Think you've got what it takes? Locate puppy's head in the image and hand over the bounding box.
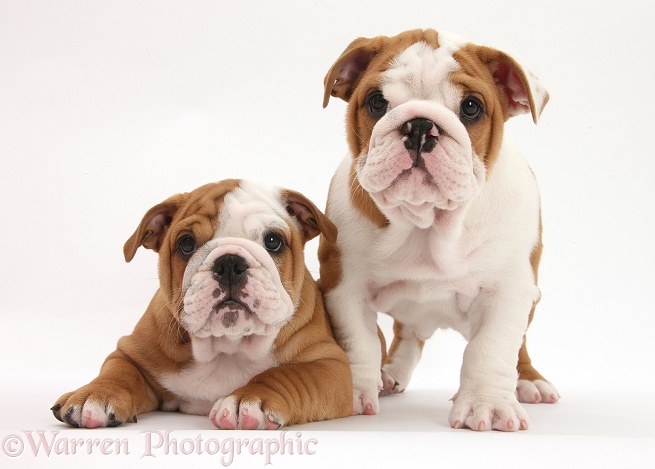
[123,179,336,361]
[324,29,548,228]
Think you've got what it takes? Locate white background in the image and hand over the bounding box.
[1,1,654,467]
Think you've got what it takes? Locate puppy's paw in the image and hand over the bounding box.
[449,389,529,432]
[349,364,383,415]
[210,395,283,430]
[352,382,383,416]
[51,387,137,428]
[380,365,408,396]
[516,379,560,404]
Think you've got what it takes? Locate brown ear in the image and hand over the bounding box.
[478,46,549,124]
[281,189,337,244]
[323,36,384,108]
[123,194,187,262]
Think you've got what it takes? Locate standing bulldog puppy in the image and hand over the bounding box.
[52,179,352,429]
[319,29,558,431]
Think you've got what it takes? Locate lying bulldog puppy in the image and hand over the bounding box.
[319,29,558,431]
[52,179,352,429]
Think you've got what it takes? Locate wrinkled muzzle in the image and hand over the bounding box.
[182,239,294,341]
[357,100,486,228]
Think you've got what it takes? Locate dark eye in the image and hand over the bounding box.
[460,97,484,123]
[365,90,388,118]
[177,234,197,258]
[263,232,284,253]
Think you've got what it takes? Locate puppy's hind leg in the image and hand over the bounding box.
[380,319,424,395]
[516,236,559,404]
[516,330,560,404]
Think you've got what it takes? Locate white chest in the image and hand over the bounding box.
[159,352,276,415]
[362,222,507,341]
[369,218,478,283]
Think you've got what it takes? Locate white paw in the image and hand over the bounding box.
[516,379,560,404]
[62,400,117,428]
[79,401,117,428]
[52,396,132,428]
[449,390,529,431]
[209,396,282,430]
[351,368,383,415]
[380,367,406,396]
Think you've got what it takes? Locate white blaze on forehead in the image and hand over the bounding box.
[216,180,291,240]
[182,180,295,294]
[381,32,467,109]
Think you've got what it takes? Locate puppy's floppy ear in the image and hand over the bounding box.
[281,189,337,244]
[123,193,188,262]
[477,46,549,124]
[323,36,384,108]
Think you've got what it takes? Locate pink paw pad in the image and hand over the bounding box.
[494,418,515,432]
[543,393,559,403]
[476,421,487,431]
[220,412,235,429]
[353,389,380,415]
[211,408,236,429]
[83,416,102,429]
[240,409,260,430]
[265,415,280,430]
[363,403,377,415]
[80,403,110,428]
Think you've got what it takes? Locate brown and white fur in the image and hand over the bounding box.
[318,29,558,431]
[52,179,352,429]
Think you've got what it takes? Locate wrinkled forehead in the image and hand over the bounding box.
[381,32,466,105]
[215,181,290,239]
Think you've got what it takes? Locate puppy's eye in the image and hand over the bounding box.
[263,232,284,253]
[177,234,197,258]
[365,90,388,118]
[460,97,484,123]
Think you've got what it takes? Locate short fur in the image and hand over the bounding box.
[52,179,352,429]
[319,29,558,431]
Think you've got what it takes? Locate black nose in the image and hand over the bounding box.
[400,118,438,163]
[212,254,249,287]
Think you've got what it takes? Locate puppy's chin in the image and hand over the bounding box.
[193,302,272,337]
[366,168,457,228]
[190,330,280,363]
[181,301,283,361]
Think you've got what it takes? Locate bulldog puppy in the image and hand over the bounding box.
[52,179,352,429]
[319,29,558,431]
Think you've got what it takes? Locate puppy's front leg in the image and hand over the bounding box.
[449,283,537,432]
[210,355,353,429]
[51,349,159,428]
[325,287,383,415]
